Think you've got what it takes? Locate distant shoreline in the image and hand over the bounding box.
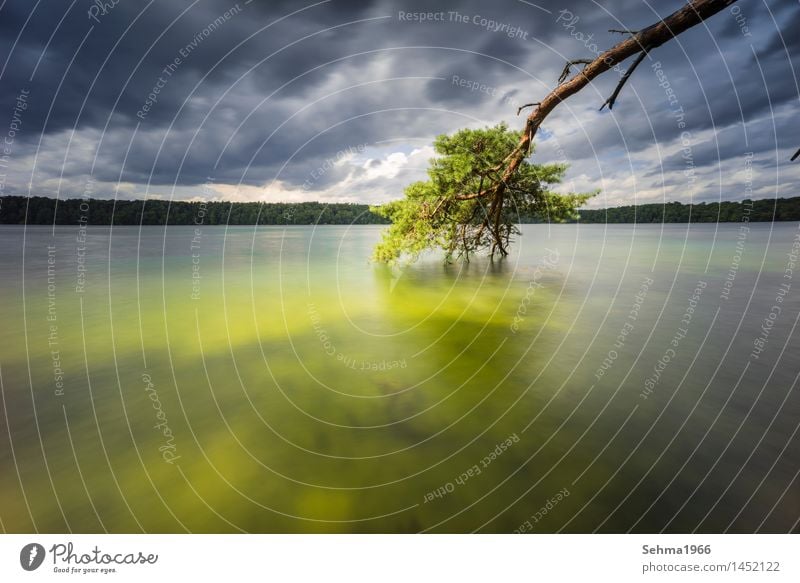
[1,195,798,226]
[564,197,800,224]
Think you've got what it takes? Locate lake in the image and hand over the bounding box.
[0,222,798,533]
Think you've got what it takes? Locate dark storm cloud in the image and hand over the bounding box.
[759,2,800,58]
[648,105,796,176]
[0,0,796,203]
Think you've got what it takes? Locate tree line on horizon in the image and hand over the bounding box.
[0,197,389,226]
[1,195,798,226]
[566,197,800,224]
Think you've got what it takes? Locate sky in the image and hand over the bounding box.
[0,0,797,209]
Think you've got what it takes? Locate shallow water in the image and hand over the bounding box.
[0,222,798,532]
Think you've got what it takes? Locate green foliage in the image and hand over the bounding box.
[371,124,594,263]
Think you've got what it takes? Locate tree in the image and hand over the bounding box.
[371,124,593,262]
[373,0,739,262]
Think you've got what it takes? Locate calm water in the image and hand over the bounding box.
[0,223,798,533]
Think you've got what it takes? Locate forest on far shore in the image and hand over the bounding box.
[0,195,798,226]
[0,197,389,225]
[567,197,800,224]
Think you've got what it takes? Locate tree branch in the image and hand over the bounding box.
[425,0,739,258]
[455,187,493,201]
[792,148,800,162]
[600,47,650,110]
[517,102,540,116]
[494,0,737,204]
[558,59,593,84]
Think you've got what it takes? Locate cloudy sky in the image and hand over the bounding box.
[0,0,797,208]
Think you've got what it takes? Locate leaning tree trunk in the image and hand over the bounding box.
[456,0,739,255]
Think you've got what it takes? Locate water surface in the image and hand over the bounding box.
[0,223,798,532]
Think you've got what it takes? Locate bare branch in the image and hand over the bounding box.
[792,148,800,162]
[497,0,737,199]
[558,59,592,84]
[424,0,738,257]
[600,48,650,111]
[517,102,540,116]
[609,28,640,35]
